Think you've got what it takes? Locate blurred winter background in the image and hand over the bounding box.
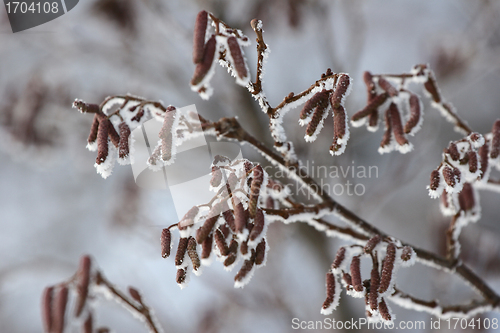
[1,0,500,332]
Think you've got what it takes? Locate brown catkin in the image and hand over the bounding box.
[442,166,459,188]
[404,93,421,134]
[322,272,336,311]
[175,237,189,266]
[96,116,110,165]
[130,108,144,122]
[330,74,350,108]
[191,35,217,86]
[331,247,346,270]
[377,77,398,97]
[224,253,237,266]
[159,106,177,162]
[458,183,475,211]
[118,122,131,159]
[54,286,69,333]
[222,206,236,232]
[74,255,91,317]
[342,272,352,286]
[379,298,392,321]
[401,246,413,262]
[201,233,213,259]
[479,142,489,179]
[161,228,171,258]
[363,71,377,100]
[350,256,363,292]
[235,251,256,282]
[42,286,54,333]
[228,239,238,254]
[364,235,382,254]
[214,229,229,256]
[423,72,441,103]
[380,107,393,149]
[187,237,200,271]
[330,105,347,154]
[196,215,219,244]
[446,142,460,161]
[249,208,264,241]
[255,239,266,265]
[430,169,441,191]
[226,172,238,193]
[368,109,379,128]
[178,206,199,230]
[491,120,500,159]
[176,268,186,284]
[468,151,478,173]
[379,243,396,293]
[299,90,329,120]
[233,200,247,234]
[369,261,380,311]
[389,103,408,146]
[248,165,264,218]
[128,287,142,303]
[88,114,100,145]
[305,100,328,136]
[210,167,222,187]
[227,36,248,80]
[193,11,208,64]
[83,313,93,333]
[351,93,388,121]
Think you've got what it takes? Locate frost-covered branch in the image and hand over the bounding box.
[42,256,164,333]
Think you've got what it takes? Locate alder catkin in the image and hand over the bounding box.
[364,235,382,254]
[249,208,264,241]
[404,93,421,134]
[214,229,229,256]
[159,106,177,162]
[191,35,217,86]
[233,200,247,234]
[161,228,171,258]
[379,243,396,293]
[479,142,489,179]
[193,11,208,64]
[458,182,475,211]
[429,169,441,191]
[88,114,99,146]
[380,107,393,149]
[42,286,54,333]
[96,117,110,165]
[490,119,500,159]
[351,93,388,121]
[255,238,266,265]
[377,77,398,97]
[468,151,478,173]
[227,36,248,80]
[389,103,408,146]
[299,90,329,120]
[401,246,413,262]
[331,247,346,270]
[175,237,189,266]
[248,165,264,218]
[54,286,69,333]
[369,262,380,311]
[322,272,336,311]
[350,256,363,292]
[118,122,131,159]
[83,313,93,333]
[74,255,91,317]
[187,237,200,271]
[201,233,213,259]
[446,142,460,161]
[379,298,392,321]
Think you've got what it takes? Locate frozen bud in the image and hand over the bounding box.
[83,313,93,333]
[342,272,352,286]
[201,233,213,259]
[468,151,478,173]
[443,166,460,188]
[322,272,337,312]
[423,72,441,103]
[351,93,388,122]
[235,251,256,283]
[176,268,187,284]
[364,235,382,254]
[178,206,199,230]
[249,208,264,242]
[369,262,380,311]
[331,247,346,270]
[73,100,100,114]
[118,122,131,159]
[159,106,177,162]
[191,35,217,86]
[130,108,144,122]
[74,255,91,317]
[458,183,475,211]
[379,298,392,321]
[350,256,363,292]
[377,77,398,97]
[161,228,171,258]
[87,114,100,149]
[255,238,266,265]
[193,11,208,64]
[96,116,110,165]
[491,119,500,159]
[446,142,460,161]
[479,142,489,179]
[233,200,247,234]
[248,165,264,218]
[214,229,229,256]
[299,90,329,120]
[430,169,441,191]
[379,243,396,293]
[54,286,69,333]
[175,237,189,266]
[227,36,248,81]
[187,237,200,271]
[128,287,142,303]
[401,246,413,262]
[330,74,350,108]
[389,103,408,146]
[404,93,421,134]
[379,107,393,150]
[42,286,54,333]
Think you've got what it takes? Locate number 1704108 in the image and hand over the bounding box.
[5,2,59,14]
